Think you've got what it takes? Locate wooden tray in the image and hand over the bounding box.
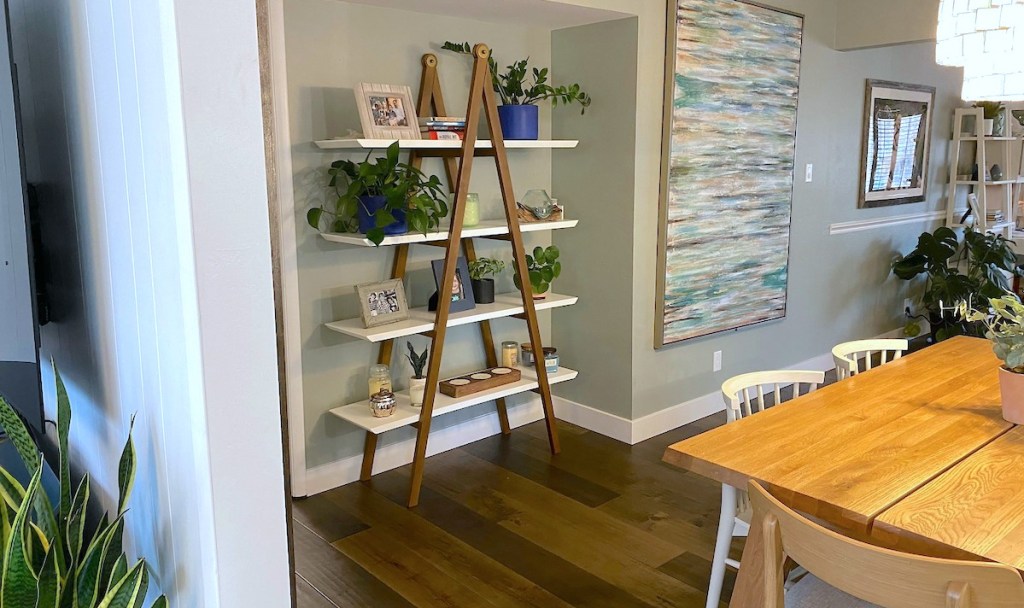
[439,366,522,398]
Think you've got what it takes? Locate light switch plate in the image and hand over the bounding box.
[805,163,813,182]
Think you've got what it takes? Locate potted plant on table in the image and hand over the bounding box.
[959,295,1024,423]
[442,41,591,140]
[892,226,1020,341]
[513,245,561,300]
[306,142,449,246]
[405,341,429,407]
[468,257,505,304]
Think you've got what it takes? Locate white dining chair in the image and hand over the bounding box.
[706,370,826,608]
[832,339,909,381]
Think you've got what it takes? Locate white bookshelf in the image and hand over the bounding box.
[314,138,578,151]
[325,293,578,343]
[329,365,578,434]
[320,218,578,247]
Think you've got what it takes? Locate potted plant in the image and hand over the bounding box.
[959,295,1024,423]
[893,225,1020,341]
[442,41,591,140]
[306,142,449,246]
[513,245,561,299]
[0,364,168,607]
[974,101,1004,136]
[468,257,505,304]
[405,341,429,407]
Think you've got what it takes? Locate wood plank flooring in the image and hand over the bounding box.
[293,340,929,608]
[294,413,739,608]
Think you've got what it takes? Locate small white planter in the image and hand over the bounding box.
[984,118,995,136]
[409,377,426,407]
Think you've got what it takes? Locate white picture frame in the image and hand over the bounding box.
[354,83,420,140]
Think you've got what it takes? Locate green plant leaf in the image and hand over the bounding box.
[117,416,137,515]
[366,228,385,247]
[97,560,148,608]
[75,516,124,608]
[3,464,43,607]
[306,207,323,230]
[0,467,26,512]
[36,545,60,608]
[106,554,127,599]
[0,394,40,475]
[55,361,72,529]
[150,596,168,608]
[67,474,90,566]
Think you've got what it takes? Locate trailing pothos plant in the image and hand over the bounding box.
[442,42,591,113]
[892,225,1020,340]
[0,361,167,608]
[306,142,449,245]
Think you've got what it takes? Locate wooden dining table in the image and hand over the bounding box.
[662,336,1023,606]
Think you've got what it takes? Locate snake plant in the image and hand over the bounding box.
[0,360,167,608]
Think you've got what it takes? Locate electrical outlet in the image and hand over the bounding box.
[903,298,913,317]
[713,350,722,372]
[805,163,813,182]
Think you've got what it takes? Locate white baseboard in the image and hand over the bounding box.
[300,328,905,495]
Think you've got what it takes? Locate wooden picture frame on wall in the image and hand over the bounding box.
[655,0,804,348]
[354,82,421,140]
[858,79,935,208]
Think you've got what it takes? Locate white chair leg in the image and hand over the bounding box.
[706,483,737,608]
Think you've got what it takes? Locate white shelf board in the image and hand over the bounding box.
[319,218,578,247]
[954,179,1018,186]
[329,365,578,434]
[325,292,578,343]
[958,136,1020,141]
[314,138,578,151]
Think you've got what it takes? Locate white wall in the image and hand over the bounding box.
[835,0,939,51]
[8,0,291,605]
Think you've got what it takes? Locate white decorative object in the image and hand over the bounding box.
[353,83,421,139]
[937,0,1024,100]
[408,377,426,408]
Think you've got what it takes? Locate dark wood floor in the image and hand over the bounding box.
[293,340,929,608]
[293,412,742,608]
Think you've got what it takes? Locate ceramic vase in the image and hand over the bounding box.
[409,377,426,408]
[497,104,539,140]
[998,367,1024,424]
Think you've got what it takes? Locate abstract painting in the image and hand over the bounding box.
[656,0,803,347]
[858,80,934,208]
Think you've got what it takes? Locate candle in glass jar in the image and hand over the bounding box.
[501,341,519,367]
[368,364,392,399]
[463,193,480,227]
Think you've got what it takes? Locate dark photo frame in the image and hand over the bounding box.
[430,257,476,314]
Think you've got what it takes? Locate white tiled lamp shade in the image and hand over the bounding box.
[937,0,1024,100]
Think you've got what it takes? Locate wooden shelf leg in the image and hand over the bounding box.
[359,432,378,482]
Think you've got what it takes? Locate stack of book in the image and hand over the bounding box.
[987,209,1006,225]
[420,116,466,140]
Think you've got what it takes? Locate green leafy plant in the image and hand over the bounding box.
[893,225,1020,340]
[468,258,505,281]
[960,295,1024,372]
[974,101,1004,120]
[306,142,449,245]
[0,361,167,607]
[442,42,591,113]
[513,246,562,296]
[405,342,429,379]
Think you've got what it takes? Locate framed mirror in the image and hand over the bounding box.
[859,80,935,208]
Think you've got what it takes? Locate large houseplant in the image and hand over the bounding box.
[306,142,448,246]
[513,246,561,299]
[960,295,1024,423]
[442,41,591,140]
[893,226,1019,340]
[0,362,167,608]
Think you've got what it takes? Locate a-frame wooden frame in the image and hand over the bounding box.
[358,45,561,508]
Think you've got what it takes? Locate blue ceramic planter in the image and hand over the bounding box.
[497,104,539,140]
[357,195,407,236]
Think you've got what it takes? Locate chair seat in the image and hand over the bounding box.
[786,574,880,608]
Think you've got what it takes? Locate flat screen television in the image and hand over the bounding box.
[0,0,45,436]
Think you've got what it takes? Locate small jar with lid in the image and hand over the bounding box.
[369,388,397,418]
[501,341,519,367]
[368,364,392,400]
